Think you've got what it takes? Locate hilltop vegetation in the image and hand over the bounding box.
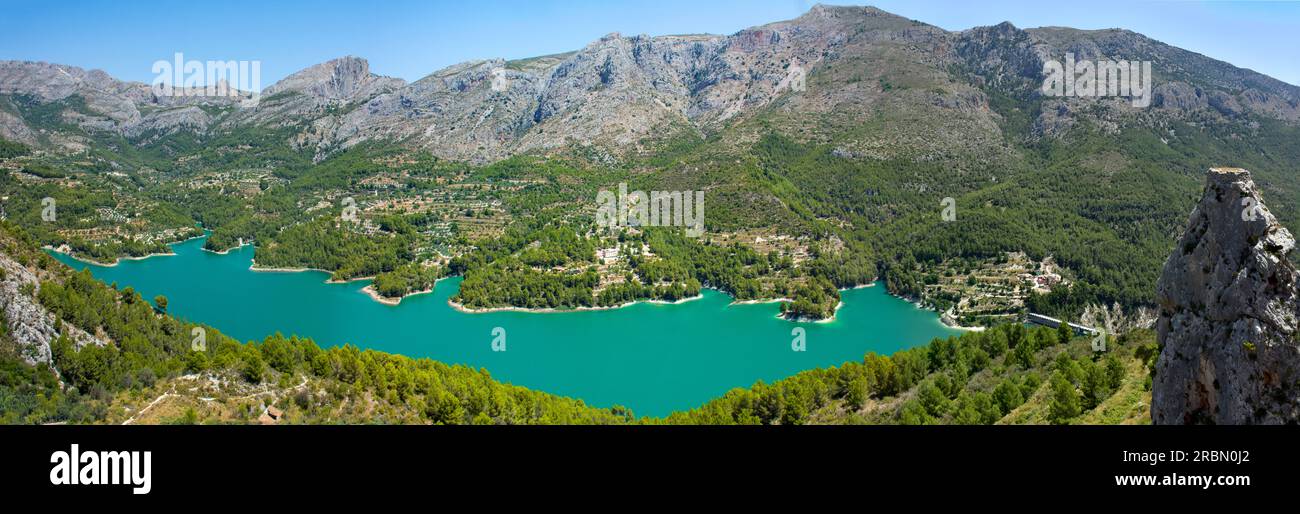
[666,322,1156,425]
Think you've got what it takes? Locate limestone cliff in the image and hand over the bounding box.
[0,232,102,369]
[1153,168,1300,424]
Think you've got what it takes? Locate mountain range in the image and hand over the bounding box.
[3,4,1297,164]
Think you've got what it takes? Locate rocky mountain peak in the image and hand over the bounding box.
[0,61,105,101]
[263,55,405,101]
[803,4,888,20]
[1153,167,1300,424]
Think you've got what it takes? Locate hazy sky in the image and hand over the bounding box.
[1,0,1297,87]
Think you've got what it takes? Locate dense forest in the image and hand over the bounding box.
[778,276,840,320]
[665,321,1154,425]
[443,223,866,316]
[254,216,414,281]
[0,138,29,159]
[370,262,444,299]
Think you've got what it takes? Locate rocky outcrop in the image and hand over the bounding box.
[0,60,247,149]
[1153,168,1300,424]
[955,21,1051,88]
[261,56,404,101]
[0,249,101,367]
[1153,82,1209,111]
[0,255,56,365]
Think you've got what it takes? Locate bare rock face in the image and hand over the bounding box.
[0,60,248,148]
[0,250,101,367]
[0,255,56,366]
[1153,82,1208,112]
[1153,168,1300,424]
[261,56,403,101]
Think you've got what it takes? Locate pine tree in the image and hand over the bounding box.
[1057,319,1073,346]
[1048,372,1081,424]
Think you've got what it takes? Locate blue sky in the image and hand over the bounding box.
[1,0,1297,87]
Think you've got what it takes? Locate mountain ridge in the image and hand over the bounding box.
[2,4,1297,163]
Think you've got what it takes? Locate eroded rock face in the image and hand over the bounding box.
[0,250,101,367]
[1153,168,1300,424]
[0,255,56,366]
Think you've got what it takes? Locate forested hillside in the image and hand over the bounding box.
[665,322,1155,425]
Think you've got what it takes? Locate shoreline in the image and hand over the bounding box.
[730,297,793,305]
[197,234,250,256]
[201,245,247,256]
[360,284,435,306]
[247,260,371,284]
[48,249,174,267]
[891,291,986,332]
[43,231,207,267]
[249,263,329,274]
[448,292,705,314]
[53,245,950,328]
[246,259,456,304]
[68,234,891,315]
[447,280,881,320]
[740,281,875,321]
[940,307,987,332]
[777,301,844,324]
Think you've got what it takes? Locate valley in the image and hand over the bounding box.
[1,4,1298,425]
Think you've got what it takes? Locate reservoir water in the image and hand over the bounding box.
[51,236,959,417]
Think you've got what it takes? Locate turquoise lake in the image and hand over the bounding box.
[51,236,959,417]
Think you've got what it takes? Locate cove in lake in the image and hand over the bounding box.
[50,236,959,417]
